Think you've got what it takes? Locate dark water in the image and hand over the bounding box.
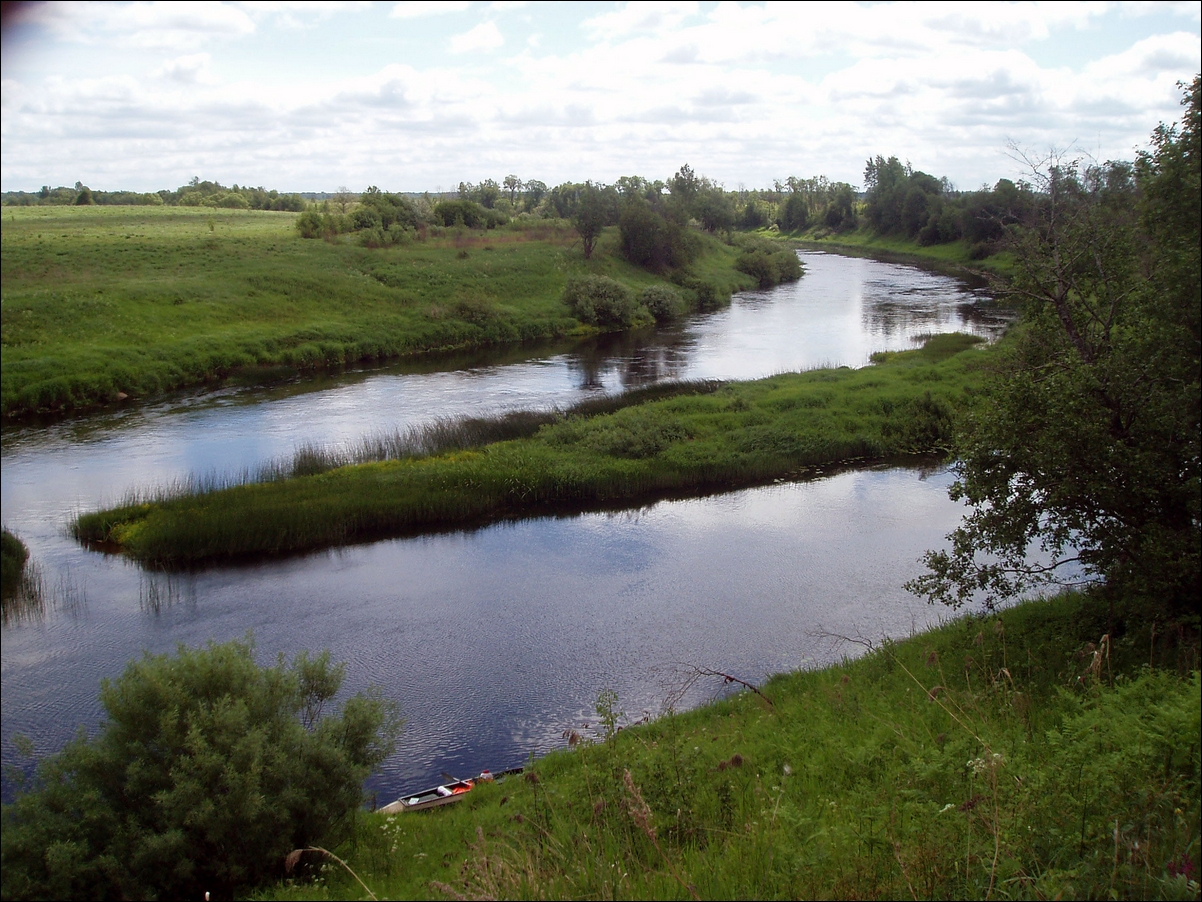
[1,251,1006,803]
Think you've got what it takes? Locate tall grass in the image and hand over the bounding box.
[73,339,987,565]
[258,590,1200,901]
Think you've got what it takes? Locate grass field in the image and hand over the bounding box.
[1,206,756,418]
[257,589,1199,901]
[74,334,990,564]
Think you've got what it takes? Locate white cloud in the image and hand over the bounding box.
[27,1,257,49]
[449,21,504,53]
[1,2,1197,193]
[154,52,217,84]
[390,1,473,19]
[584,1,700,40]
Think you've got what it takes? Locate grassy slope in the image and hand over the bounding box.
[259,590,1200,901]
[1,207,754,418]
[74,334,988,564]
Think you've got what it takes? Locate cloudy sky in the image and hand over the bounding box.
[1,1,1199,194]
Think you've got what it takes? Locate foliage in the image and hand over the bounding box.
[1,528,29,597]
[640,284,686,321]
[572,182,609,259]
[618,197,697,271]
[256,591,1200,902]
[0,637,400,901]
[431,198,504,229]
[909,79,1201,620]
[562,274,641,327]
[733,237,803,288]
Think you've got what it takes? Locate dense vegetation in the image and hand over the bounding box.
[252,590,1198,902]
[0,638,400,901]
[73,334,986,564]
[908,77,1201,625]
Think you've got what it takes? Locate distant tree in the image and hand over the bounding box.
[573,182,608,259]
[695,188,734,234]
[522,179,547,211]
[618,196,695,271]
[0,637,401,901]
[822,183,857,231]
[503,175,523,204]
[777,192,808,232]
[333,186,354,214]
[73,186,94,205]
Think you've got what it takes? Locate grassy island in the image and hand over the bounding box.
[73,333,988,564]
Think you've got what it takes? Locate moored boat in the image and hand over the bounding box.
[378,767,522,814]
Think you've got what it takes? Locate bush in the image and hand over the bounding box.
[734,239,802,288]
[432,199,506,229]
[563,275,640,327]
[0,637,400,901]
[618,199,696,271]
[640,285,685,321]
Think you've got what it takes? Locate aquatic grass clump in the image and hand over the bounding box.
[74,339,992,564]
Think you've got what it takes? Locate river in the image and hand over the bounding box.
[0,250,1008,803]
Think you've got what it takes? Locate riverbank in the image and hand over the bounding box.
[1,207,758,420]
[73,333,989,565]
[785,226,1016,284]
[260,589,1200,901]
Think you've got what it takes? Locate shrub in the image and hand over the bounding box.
[563,275,639,327]
[295,210,325,239]
[0,637,400,901]
[640,285,685,321]
[618,199,696,271]
[734,239,802,288]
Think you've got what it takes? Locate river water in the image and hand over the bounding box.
[0,251,1008,803]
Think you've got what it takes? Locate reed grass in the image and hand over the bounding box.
[73,336,989,564]
[258,590,1200,901]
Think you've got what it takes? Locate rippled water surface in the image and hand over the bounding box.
[1,251,1005,802]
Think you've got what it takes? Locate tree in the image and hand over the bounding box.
[1,637,401,901]
[332,185,354,214]
[573,181,608,259]
[908,78,1201,621]
[503,174,523,204]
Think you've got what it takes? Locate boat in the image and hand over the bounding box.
[378,778,476,813]
[378,767,523,814]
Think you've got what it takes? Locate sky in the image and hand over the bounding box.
[1,1,1199,194]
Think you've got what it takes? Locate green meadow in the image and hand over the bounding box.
[257,589,1199,901]
[0,206,756,418]
[74,334,988,564]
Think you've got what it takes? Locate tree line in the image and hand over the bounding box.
[2,178,307,211]
[5,161,1057,267]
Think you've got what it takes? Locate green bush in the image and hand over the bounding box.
[0,638,400,901]
[640,284,685,321]
[562,274,640,327]
[734,239,803,288]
